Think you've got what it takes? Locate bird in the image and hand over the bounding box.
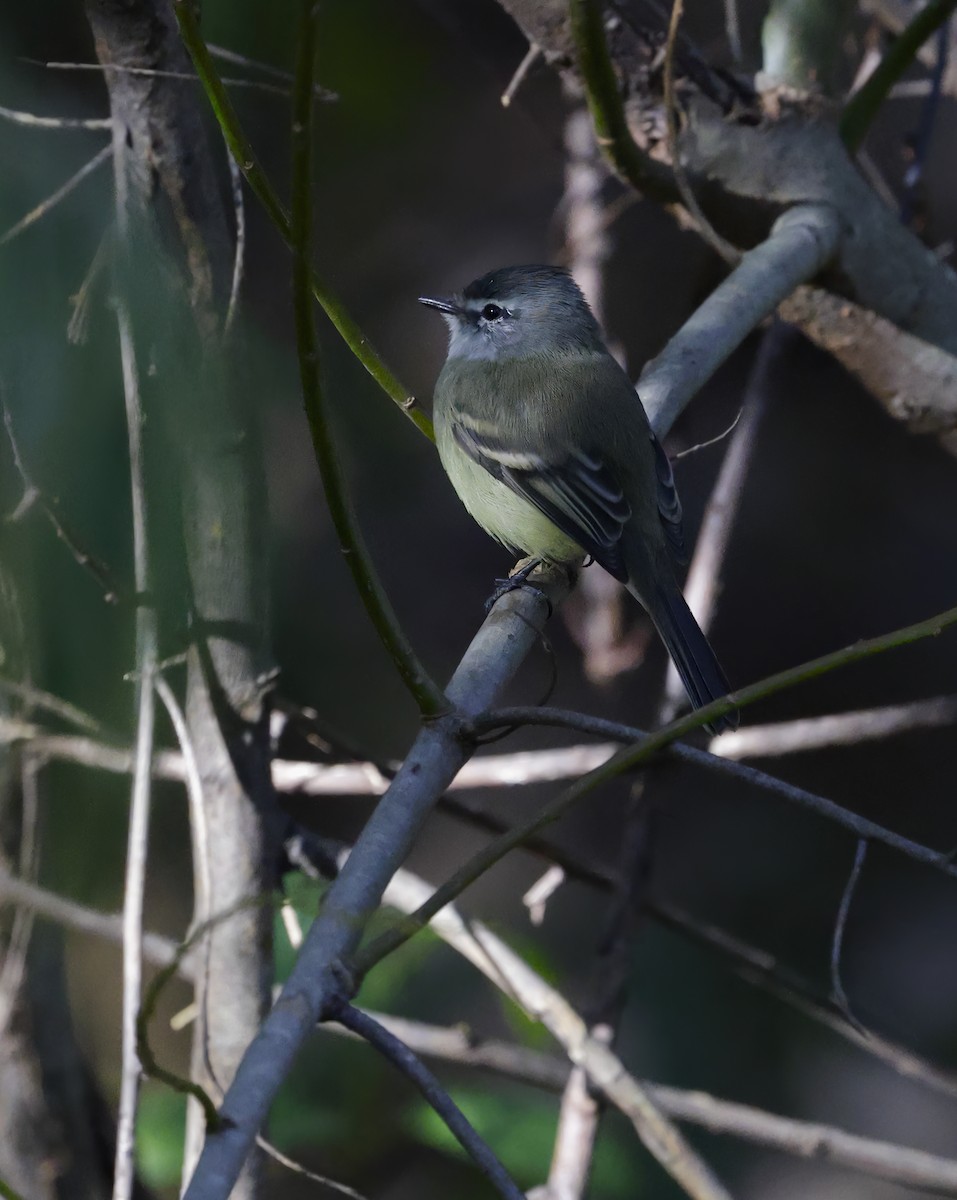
[419,264,737,733]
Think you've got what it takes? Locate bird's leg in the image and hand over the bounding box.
[484,556,550,614]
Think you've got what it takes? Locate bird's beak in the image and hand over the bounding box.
[418,294,460,315]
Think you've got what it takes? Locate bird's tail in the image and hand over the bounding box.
[644,582,738,734]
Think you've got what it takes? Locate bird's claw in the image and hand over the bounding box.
[484,559,552,617]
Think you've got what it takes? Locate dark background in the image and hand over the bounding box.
[2,1,957,1196]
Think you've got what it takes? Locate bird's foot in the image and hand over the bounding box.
[484,557,551,616]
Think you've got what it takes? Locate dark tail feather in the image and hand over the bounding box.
[647,584,738,734]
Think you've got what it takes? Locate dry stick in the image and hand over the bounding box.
[8,699,957,886]
[0,679,100,733]
[0,142,113,245]
[0,867,181,972]
[333,1006,526,1200]
[501,41,541,106]
[829,839,870,1035]
[111,143,159,1200]
[381,868,734,1200]
[709,695,957,759]
[660,323,785,724]
[0,103,111,130]
[2,399,121,604]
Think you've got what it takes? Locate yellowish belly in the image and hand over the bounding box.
[436,426,584,565]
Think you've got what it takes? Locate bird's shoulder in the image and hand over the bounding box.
[437,351,651,448]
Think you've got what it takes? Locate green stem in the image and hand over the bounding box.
[355,599,957,973]
[289,2,446,716]
[170,0,433,440]
[568,0,675,203]
[840,0,957,151]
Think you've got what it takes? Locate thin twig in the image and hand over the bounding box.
[0,866,181,973]
[286,0,445,718]
[0,142,113,246]
[0,104,111,130]
[2,399,121,603]
[223,151,245,336]
[651,896,957,1100]
[501,41,541,106]
[170,1,430,438]
[670,408,742,463]
[0,678,100,733]
[30,58,307,100]
[663,0,739,263]
[207,42,334,96]
[829,839,869,1034]
[332,1005,526,1200]
[253,1138,367,1199]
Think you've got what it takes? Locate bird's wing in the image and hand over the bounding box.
[450,415,632,581]
[650,430,686,563]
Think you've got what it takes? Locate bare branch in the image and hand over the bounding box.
[332,1005,526,1200]
[0,866,181,974]
[0,104,111,130]
[710,695,957,758]
[779,285,957,437]
[3,396,121,604]
[0,143,112,246]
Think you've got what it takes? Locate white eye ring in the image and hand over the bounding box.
[482,303,504,321]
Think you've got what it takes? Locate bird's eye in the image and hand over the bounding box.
[482,303,504,321]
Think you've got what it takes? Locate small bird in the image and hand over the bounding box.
[419,264,737,733]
